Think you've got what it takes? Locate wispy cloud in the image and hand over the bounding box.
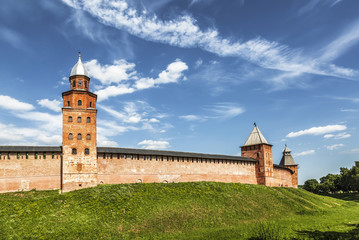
[340,148,359,154]
[298,0,342,15]
[208,103,245,120]
[286,124,347,138]
[320,19,359,62]
[293,150,315,157]
[180,102,244,123]
[61,0,359,82]
[0,25,26,50]
[179,115,205,122]
[138,140,170,150]
[326,144,344,150]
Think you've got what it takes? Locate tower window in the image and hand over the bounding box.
[35,152,38,159]
[86,134,91,140]
[77,133,82,140]
[73,81,76,87]
[52,152,55,159]
[77,117,81,123]
[89,102,92,107]
[68,133,73,140]
[67,101,70,107]
[72,148,77,155]
[68,116,73,122]
[7,153,10,160]
[85,81,87,88]
[17,153,20,159]
[78,100,82,106]
[87,117,91,123]
[43,153,46,159]
[85,148,89,155]
[78,80,82,87]
[26,153,29,159]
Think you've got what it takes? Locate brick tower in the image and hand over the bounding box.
[62,53,98,192]
[279,145,298,188]
[241,123,274,186]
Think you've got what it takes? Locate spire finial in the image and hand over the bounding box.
[285,144,287,147]
[78,50,81,60]
[254,122,257,127]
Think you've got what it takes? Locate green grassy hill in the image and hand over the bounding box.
[0,182,358,239]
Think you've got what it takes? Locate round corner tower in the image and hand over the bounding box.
[62,53,98,192]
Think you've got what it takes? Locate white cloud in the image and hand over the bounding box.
[86,59,136,85]
[323,132,351,139]
[37,99,62,112]
[286,124,347,138]
[138,140,170,150]
[61,0,359,82]
[293,150,315,157]
[0,26,26,50]
[93,59,188,101]
[326,144,344,150]
[340,109,359,112]
[0,122,61,145]
[323,134,334,139]
[0,95,34,111]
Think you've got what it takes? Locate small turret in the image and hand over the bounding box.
[279,145,297,166]
[279,144,298,188]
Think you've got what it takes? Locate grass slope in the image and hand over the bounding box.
[0,182,358,239]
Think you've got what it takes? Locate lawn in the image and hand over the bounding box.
[0,182,358,239]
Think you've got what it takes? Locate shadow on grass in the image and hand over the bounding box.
[298,224,359,240]
[322,193,359,202]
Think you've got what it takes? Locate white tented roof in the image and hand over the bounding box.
[243,124,269,146]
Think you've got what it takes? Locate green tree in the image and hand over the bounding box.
[303,179,319,193]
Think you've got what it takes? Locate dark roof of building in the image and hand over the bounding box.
[0,146,256,162]
[97,147,257,162]
[0,146,62,152]
[279,145,297,166]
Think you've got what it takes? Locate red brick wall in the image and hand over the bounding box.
[272,167,293,187]
[0,152,61,193]
[98,154,258,185]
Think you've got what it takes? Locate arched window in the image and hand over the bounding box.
[67,101,70,107]
[43,153,46,159]
[34,152,38,159]
[72,81,76,87]
[26,153,29,159]
[85,81,87,88]
[85,148,89,155]
[17,153,20,159]
[68,133,73,140]
[78,100,82,106]
[68,116,73,122]
[72,148,77,155]
[77,117,81,123]
[77,133,82,140]
[87,117,91,123]
[78,80,82,87]
[89,102,92,107]
[86,134,91,140]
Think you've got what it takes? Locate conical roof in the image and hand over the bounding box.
[243,123,269,146]
[279,145,297,166]
[70,53,89,77]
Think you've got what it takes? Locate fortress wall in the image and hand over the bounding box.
[272,167,293,187]
[98,153,257,185]
[0,152,61,192]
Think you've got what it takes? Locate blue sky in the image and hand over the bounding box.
[0,0,358,184]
